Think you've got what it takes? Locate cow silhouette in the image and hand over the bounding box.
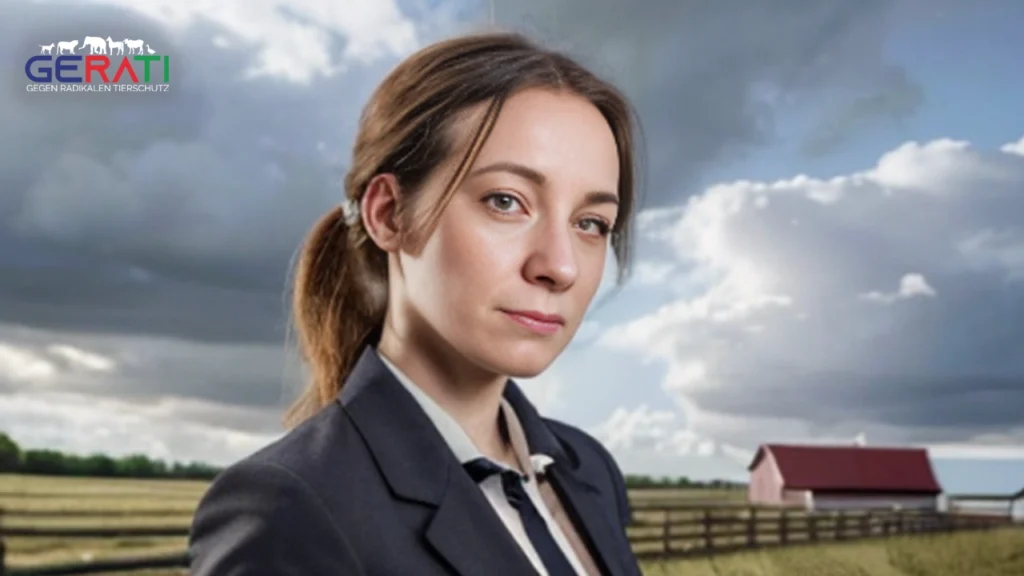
[124,39,144,55]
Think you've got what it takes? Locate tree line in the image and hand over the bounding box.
[0,431,221,480]
[0,431,743,488]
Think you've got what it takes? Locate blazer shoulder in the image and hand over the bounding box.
[189,456,363,575]
[542,417,632,526]
[190,404,367,575]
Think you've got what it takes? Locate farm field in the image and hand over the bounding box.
[1,474,199,571]
[1,474,1021,575]
[643,529,1024,575]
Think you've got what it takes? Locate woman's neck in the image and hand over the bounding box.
[377,323,511,464]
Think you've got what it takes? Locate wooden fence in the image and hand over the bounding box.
[626,501,1014,559]
[0,503,1018,575]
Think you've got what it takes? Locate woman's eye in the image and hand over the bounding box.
[578,217,611,237]
[484,193,522,213]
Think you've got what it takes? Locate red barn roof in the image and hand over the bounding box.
[749,444,942,494]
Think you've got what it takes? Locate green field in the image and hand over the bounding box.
[643,529,1024,576]
[2,474,1022,575]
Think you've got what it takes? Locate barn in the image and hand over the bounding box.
[747,443,943,511]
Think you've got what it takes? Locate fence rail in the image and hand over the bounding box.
[1,504,1018,574]
[627,505,1013,559]
[5,553,188,576]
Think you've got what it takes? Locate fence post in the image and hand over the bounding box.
[836,510,845,540]
[661,508,671,557]
[809,512,818,542]
[779,508,788,546]
[1,506,5,576]
[702,509,713,553]
[746,507,757,548]
[861,511,870,538]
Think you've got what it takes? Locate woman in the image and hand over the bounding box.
[189,30,642,576]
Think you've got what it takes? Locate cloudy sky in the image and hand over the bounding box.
[2,0,1023,490]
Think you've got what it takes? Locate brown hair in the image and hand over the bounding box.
[284,30,642,427]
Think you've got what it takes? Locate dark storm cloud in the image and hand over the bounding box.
[0,0,383,342]
[0,230,289,342]
[493,0,928,206]
[0,323,299,434]
[689,370,1024,436]
[2,0,1019,468]
[0,0,931,346]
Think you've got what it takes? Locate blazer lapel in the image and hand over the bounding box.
[503,382,634,576]
[546,465,632,576]
[337,347,536,576]
[424,461,537,576]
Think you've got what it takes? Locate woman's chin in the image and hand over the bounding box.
[480,346,563,379]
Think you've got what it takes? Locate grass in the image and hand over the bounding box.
[641,529,1024,575]
[1,474,1021,575]
[1,474,195,570]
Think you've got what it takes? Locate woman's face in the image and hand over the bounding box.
[394,88,621,378]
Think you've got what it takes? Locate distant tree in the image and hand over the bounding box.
[0,431,21,472]
[171,461,221,480]
[22,449,68,475]
[0,431,223,480]
[81,453,118,477]
[116,454,165,477]
[624,474,655,488]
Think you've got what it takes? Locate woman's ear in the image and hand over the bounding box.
[361,174,403,252]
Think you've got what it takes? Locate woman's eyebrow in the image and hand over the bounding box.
[470,161,546,185]
[583,191,619,206]
[470,161,619,205]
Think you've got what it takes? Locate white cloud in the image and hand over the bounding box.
[0,324,298,449]
[926,438,1024,460]
[47,344,117,372]
[0,340,117,385]
[590,405,676,452]
[860,272,936,304]
[0,332,282,466]
[999,136,1024,156]
[595,135,1024,473]
[631,261,675,286]
[957,229,1024,279]
[588,405,757,480]
[77,0,420,82]
[0,343,57,382]
[0,391,277,465]
[897,273,937,297]
[515,369,564,414]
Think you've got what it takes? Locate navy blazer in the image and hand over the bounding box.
[188,347,642,576]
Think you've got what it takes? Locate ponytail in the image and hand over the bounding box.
[284,204,386,428]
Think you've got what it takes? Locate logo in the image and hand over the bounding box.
[26,36,170,93]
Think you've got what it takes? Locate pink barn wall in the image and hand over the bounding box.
[749,451,785,505]
[782,489,810,506]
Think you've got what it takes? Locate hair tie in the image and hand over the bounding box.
[340,198,360,226]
